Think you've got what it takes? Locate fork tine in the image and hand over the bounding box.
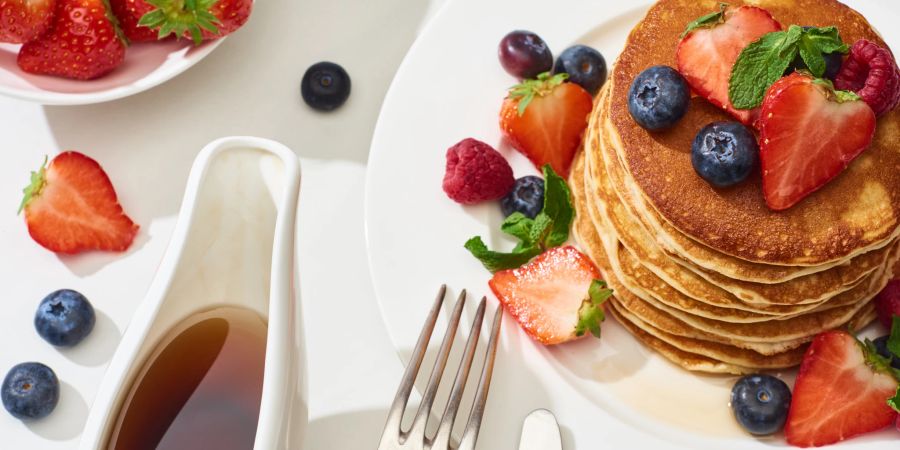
[431,297,487,449]
[456,305,503,450]
[407,289,468,439]
[380,285,447,437]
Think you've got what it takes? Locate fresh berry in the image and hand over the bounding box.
[498,30,553,80]
[19,152,139,254]
[489,246,609,345]
[442,138,514,205]
[730,374,791,436]
[875,279,900,329]
[134,0,251,43]
[691,121,758,188]
[553,45,607,96]
[0,0,54,43]
[2,362,59,420]
[627,65,690,131]
[834,39,900,117]
[759,73,875,211]
[109,0,163,42]
[872,336,900,370]
[17,0,126,80]
[500,73,593,177]
[785,330,899,447]
[34,289,95,347]
[676,5,782,125]
[301,62,351,112]
[500,176,544,219]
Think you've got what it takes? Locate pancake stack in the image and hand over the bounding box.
[570,0,900,374]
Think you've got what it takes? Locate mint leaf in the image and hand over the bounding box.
[464,237,541,273]
[527,213,554,249]
[575,280,614,338]
[501,213,535,245]
[541,165,574,247]
[729,29,799,109]
[681,3,728,38]
[798,26,849,77]
[799,35,826,77]
[888,315,900,358]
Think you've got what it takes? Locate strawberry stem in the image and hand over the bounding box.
[508,72,568,116]
[19,156,47,215]
[139,0,222,45]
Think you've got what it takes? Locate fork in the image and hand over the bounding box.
[377,285,503,450]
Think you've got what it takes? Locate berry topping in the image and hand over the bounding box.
[442,138,514,205]
[498,30,553,80]
[834,39,900,117]
[677,5,781,125]
[0,0,54,43]
[34,289,95,347]
[489,246,610,345]
[875,279,900,329]
[2,362,59,420]
[19,152,139,254]
[501,176,544,219]
[627,65,690,131]
[785,330,899,447]
[553,45,607,96]
[301,62,352,112]
[500,73,592,177]
[759,73,875,211]
[730,374,791,436]
[691,122,758,188]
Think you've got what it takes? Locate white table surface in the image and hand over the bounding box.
[0,0,445,448]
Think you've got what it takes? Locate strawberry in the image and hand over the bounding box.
[109,0,160,42]
[17,0,126,80]
[785,330,899,447]
[499,73,593,178]
[0,0,54,43]
[19,152,139,254]
[135,0,252,44]
[759,73,876,211]
[488,246,611,345]
[676,5,781,125]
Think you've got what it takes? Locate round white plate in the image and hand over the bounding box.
[365,0,900,448]
[0,39,222,105]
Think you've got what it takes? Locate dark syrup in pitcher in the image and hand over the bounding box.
[106,306,267,450]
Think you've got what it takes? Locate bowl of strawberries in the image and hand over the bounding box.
[0,0,252,105]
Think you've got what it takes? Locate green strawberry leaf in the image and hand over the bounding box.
[681,3,729,38]
[18,156,47,215]
[889,387,900,413]
[509,72,568,116]
[575,280,614,338]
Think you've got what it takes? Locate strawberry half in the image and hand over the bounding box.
[489,246,611,345]
[499,73,593,178]
[20,152,139,254]
[0,0,55,43]
[759,73,876,211]
[785,330,899,447]
[676,5,781,125]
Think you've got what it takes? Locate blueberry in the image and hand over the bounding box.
[301,62,351,111]
[501,176,544,219]
[691,122,758,188]
[34,289,95,347]
[873,336,900,370]
[627,66,690,131]
[498,30,553,79]
[730,374,791,436]
[553,45,607,96]
[2,362,59,420]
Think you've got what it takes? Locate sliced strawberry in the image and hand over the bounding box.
[785,330,899,447]
[759,73,876,211]
[499,73,593,178]
[489,246,610,345]
[676,5,781,125]
[20,152,139,254]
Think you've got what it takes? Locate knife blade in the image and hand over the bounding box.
[518,409,562,450]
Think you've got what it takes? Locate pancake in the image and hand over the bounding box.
[608,0,900,265]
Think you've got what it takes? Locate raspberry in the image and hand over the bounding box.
[874,279,900,329]
[442,138,514,205]
[834,39,900,117]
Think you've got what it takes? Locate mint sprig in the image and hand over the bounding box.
[681,3,728,38]
[574,280,613,339]
[465,164,574,272]
[873,316,900,413]
[729,25,849,109]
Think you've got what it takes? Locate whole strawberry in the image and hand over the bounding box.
[17,0,126,80]
[0,0,55,43]
[136,0,252,44]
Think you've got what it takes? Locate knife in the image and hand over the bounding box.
[518,409,562,450]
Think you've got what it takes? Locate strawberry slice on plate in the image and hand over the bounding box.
[785,330,899,447]
[489,246,611,345]
[19,152,139,254]
[759,73,876,211]
[676,5,781,125]
[500,73,593,178]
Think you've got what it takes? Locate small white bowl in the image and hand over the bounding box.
[0,39,223,105]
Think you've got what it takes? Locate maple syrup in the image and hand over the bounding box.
[105,306,267,450]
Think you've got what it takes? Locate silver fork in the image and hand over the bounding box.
[377,285,503,450]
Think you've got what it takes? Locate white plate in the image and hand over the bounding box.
[364,0,900,448]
